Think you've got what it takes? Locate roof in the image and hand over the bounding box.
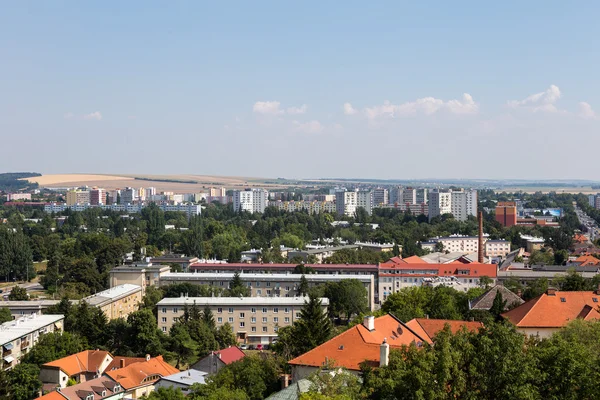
[502,290,600,328]
[470,285,525,310]
[157,296,329,307]
[0,314,64,345]
[404,318,483,344]
[265,379,311,400]
[38,376,122,400]
[288,315,425,371]
[36,392,65,400]
[190,263,379,271]
[43,350,112,376]
[160,272,373,283]
[105,356,179,390]
[573,233,588,244]
[213,346,246,364]
[379,261,497,278]
[106,356,146,371]
[574,255,600,266]
[158,369,207,386]
[82,284,141,307]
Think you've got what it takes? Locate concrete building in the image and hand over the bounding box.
[233,189,268,213]
[158,272,375,311]
[109,263,171,295]
[495,201,518,227]
[372,188,388,206]
[0,314,65,370]
[428,189,452,220]
[401,188,417,204]
[416,188,428,204]
[268,200,336,214]
[82,284,142,320]
[90,188,106,206]
[66,190,90,206]
[43,203,202,217]
[209,187,226,197]
[335,191,357,217]
[156,296,329,344]
[104,356,179,399]
[357,190,373,215]
[450,189,478,221]
[421,234,489,254]
[189,262,379,276]
[484,239,511,258]
[108,189,120,205]
[120,187,137,204]
[6,193,32,201]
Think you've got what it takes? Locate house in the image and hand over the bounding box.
[154,369,208,393]
[40,350,113,389]
[469,285,525,311]
[104,355,179,399]
[404,318,483,344]
[571,255,600,267]
[265,379,312,400]
[37,376,125,400]
[288,315,425,380]
[191,346,246,375]
[502,288,600,338]
[105,356,147,371]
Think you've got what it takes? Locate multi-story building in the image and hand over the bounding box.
[0,314,65,370]
[121,187,137,204]
[357,190,373,215]
[209,187,226,197]
[6,193,32,201]
[451,189,478,221]
[189,262,379,276]
[156,297,329,344]
[335,191,357,217]
[233,189,268,213]
[375,203,428,216]
[43,203,202,217]
[428,189,452,220]
[372,188,388,206]
[484,239,511,258]
[158,272,375,310]
[401,188,417,204]
[66,190,90,206]
[388,186,401,204]
[287,245,359,263]
[108,189,120,205]
[82,284,142,320]
[109,263,171,295]
[416,188,428,204]
[89,187,106,205]
[420,234,488,254]
[268,200,336,214]
[495,201,518,227]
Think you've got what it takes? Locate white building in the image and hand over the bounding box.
[372,188,388,206]
[357,191,373,215]
[335,191,357,217]
[43,203,201,217]
[6,193,32,201]
[422,234,485,254]
[268,200,336,214]
[233,189,268,213]
[485,239,512,258]
[121,187,137,204]
[428,189,452,220]
[451,189,478,221]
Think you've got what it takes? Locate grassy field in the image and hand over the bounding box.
[496,186,599,194]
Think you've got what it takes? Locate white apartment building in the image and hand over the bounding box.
[451,189,478,221]
[357,191,373,215]
[372,188,388,206]
[484,240,511,258]
[0,314,65,370]
[121,187,137,204]
[157,297,329,344]
[6,193,32,201]
[268,200,336,214]
[422,234,484,254]
[401,188,417,204]
[336,191,357,217]
[428,189,452,220]
[233,189,268,213]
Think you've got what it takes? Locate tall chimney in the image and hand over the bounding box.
[380,338,389,367]
[478,211,484,263]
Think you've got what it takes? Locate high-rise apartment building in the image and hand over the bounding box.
[357,191,373,215]
[89,188,106,205]
[416,188,428,204]
[401,188,417,204]
[451,189,478,221]
[121,187,137,204]
[66,190,90,206]
[372,188,388,206]
[428,189,452,221]
[233,189,268,213]
[336,191,357,217]
[209,187,226,197]
[495,201,518,227]
[388,186,401,204]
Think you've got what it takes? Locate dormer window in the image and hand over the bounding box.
[560,297,566,302]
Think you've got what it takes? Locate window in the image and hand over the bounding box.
[251,307,256,313]
[217,308,223,314]
[161,317,167,323]
[262,307,268,313]
[273,317,279,323]
[239,312,245,318]
[286,286,290,291]
[220,281,224,286]
[267,290,271,295]
[284,317,290,323]
[256,282,261,287]
[262,317,268,323]
[173,308,178,313]
[173,317,178,322]
[273,307,279,313]
[266,282,271,287]
[228,317,234,323]
[274,326,279,332]
[161,308,167,314]
[228,308,234,314]
[262,326,268,332]
[284,307,289,313]
[257,290,262,295]
[240,322,245,328]
[594,298,599,303]
[560,297,566,302]
[295,313,301,318]
[251,327,256,332]
[251,317,256,323]
[217,317,223,323]
[162,327,167,332]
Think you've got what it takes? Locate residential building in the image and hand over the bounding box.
[209,187,226,197]
[108,189,120,205]
[502,288,600,338]
[120,187,136,204]
[428,189,452,221]
[416,188,428,204]
[40,350,113,389]
[372,188,388,206]
[109,263,171,295]
[357,190,373,215]
[0,300,62,319]
[287,245,359,263]
[191,346,245,375]
[388,186,402,204]
[376,202,428,216]
[155,369,207,393]
[268,200,336,214]
[233,189,268,213]
[66,190,90,206]
[6,193,32,201]
[156,297,329,343]
[421,234,488,254]
[189,262,379,276]
[335,191,357,217]
[520,234,545,252]
[469,285,524,311]
[90,188,106,205]
[0,314,65,370]
[378,256,497,301]
[495,201,518,227]
[484,239,511,258]
[43,203,202,217]
[104,356,179,399]
[450,189,478,221]
[158,272,375,311]
[401,188,417,204]
[82,284,142,320]
[150,254,199,272]
[36,376,125,400]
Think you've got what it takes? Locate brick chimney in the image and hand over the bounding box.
[380,338,389,367]
[280,374,290,389]
[546,288,557,296]
[120,358,125,368]
[478,211,484,263]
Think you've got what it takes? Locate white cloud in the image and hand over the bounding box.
[343,102,357,115]
[253,101,284,115]
[578,102,596,119]
[63,112,75,120]
[508,85,561,112]
[293,120,324,134]
[287,104,307,115]
[364,93,478,120]
[64,111,102,121]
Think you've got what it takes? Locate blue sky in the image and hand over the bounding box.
[1,2,599,180]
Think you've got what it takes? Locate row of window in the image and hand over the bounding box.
[161,307,293,314]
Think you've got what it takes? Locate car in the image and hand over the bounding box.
[240,344,248,350]
[256,344,263,351]
[248,345,256,350]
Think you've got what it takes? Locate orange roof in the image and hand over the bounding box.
[573,233,588,244]
[502,290,600,328]
[36,392,65,400]
[404,318,483,344]
[43,350,112,377]
[379,261,497,278]
[401,255,427,264]
[574,255,600,266]
[288,315,425,371]
[106,356,147,371]
[105,356,179,390]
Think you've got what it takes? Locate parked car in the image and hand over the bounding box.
[256,344,263,351]
[240,344,248,350]
[248,345,256,350]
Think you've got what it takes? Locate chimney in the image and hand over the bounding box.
[363,315,375,331]
[120,358,125,368]
[217,352,222,359]
[145,354,151,361]
[380,338,389,367]
[546,288,557,296]
[280,374,290,389]
[478,211,484,264]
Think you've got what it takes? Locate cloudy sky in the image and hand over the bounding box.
[1,2,599,180]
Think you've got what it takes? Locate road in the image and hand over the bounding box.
[575,205,599,241]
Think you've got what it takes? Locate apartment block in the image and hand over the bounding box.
[428,189,452,220]
[6,193,32,201]
[156,296,329,344]
[0,314,65,370]
[109,263,171,295]
[233,189,269,213]
[66,190,90,206]
[451,189,478,221]
[89,187,106,205]
[268,200,336,214]
[43,203,202,217]
[209,187,226,197]
[357,190,373,215]
[485,239,511,258]
[335,191,357,217]
[372,188,388,206]
[495,201,518,227]
[82,284,142,320]
[120,187,137,204]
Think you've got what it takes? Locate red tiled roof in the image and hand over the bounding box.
[573,234,588,244]
[214,347,246,365]
[574,255,600,266]
[288,315,425,371]
[502,290,600,328]
[404,318,483,344]
[190,263,378,270]
[378,262,497,278]
[106,356,146,371]
[36,392,65,400]
[43,350,112,377]
[105,356,179,390]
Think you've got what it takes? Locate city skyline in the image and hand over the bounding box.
[1,2,599,179]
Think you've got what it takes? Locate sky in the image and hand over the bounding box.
[1,1,599,180]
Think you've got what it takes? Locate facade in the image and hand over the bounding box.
[40,350,113,389]
[156,297,329,343]
[6,193,32,201]
[495,201,518,227]
[335,191,357,217]
[209,187,226,197]
[484,239,511,258]
[422,234,487,254]
[0,314,65,370]
[450,189,478,221]
[428,189,452,220]
[268,200,336,214]
[82,284,142,320]
[416,188,428,204]
[233,189,268,213]
[372,188,388,206]
[109,263,171,295]
[66,190,90,206]
[357,190,373,215]
[120,187,136,204]
[43,203,201,217]
[158,272,375,310]
[90,188,106,206]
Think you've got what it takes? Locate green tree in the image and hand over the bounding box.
[8,285,28,301]
[298,274,309,296]
[0,308,12,323]
[169,323,199,368]
[489,290,507,320]
[323,280,368,321]
[479,275,493,289]
[21,332,87,366]
[215,323,237,349]
[4,363,42,400]
[141,386,187,400]
[229,271,250,297]
[127,308,166,356]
